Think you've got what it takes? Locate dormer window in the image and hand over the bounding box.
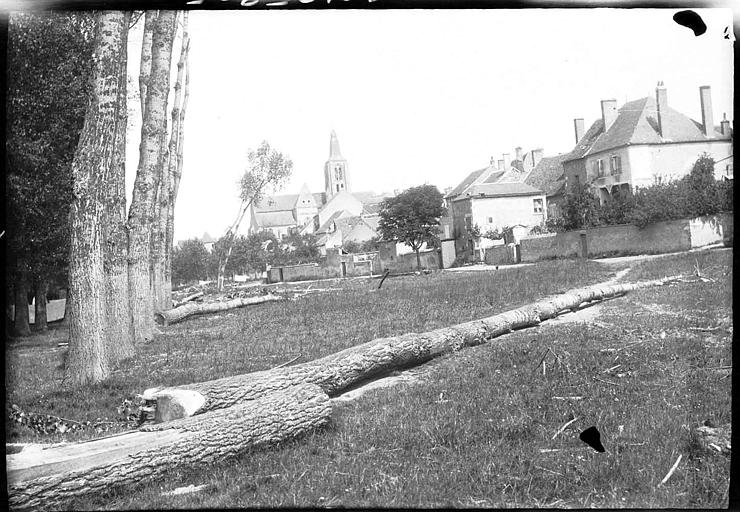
[593,159,605,178]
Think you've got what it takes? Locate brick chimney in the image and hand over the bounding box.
[503,153,511,169]
[720,113,731,136]
[601,99,618,132]
[655,81,668,137]
[515,147,523,161]
[531,148,544,167]
[574,118,585,144]
[699,85,715,137]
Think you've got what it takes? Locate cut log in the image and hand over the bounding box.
[144,275,683,421]
[172,290,204,308]
[7,384,331,509]
[154,293,283,325]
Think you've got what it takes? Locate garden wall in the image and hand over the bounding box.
[520,213,731,262]
[267,251,381,283]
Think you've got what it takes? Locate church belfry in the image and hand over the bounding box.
[324,130,349,199]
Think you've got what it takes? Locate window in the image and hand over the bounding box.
[593,159,605,177]
[335,166,343,180]
[464,215,472,231]
[533,198,543,214]
[336,184,340,192]
[610,155,622,174]
[488,217,493,224]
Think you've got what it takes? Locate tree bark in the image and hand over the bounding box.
[415,247,421,270]
[7,384,331,510]
[13,269,31,337]
[65,11,130,386]
[138,10,157,120]
[128,10,177,344]
[33,277,48,332]
[166,16,190,304]
[145,275,683,421]
[154,293,284,326]
[217,201,251,291]
[105,10,135,364]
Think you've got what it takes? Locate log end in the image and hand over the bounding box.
[154,312,168,326]
[154,389,207,423]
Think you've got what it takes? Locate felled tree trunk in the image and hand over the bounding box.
[145,275,683,422]
[154,293,284,326]
[7,384,331,510]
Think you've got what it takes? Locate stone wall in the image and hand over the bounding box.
[379,247,441,273]
[520,213,731,262]
[267,251,381,283]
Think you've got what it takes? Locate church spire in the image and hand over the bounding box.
[324,130,349,198]
[329,130,343,160]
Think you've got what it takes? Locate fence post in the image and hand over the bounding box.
[579,231,588,259]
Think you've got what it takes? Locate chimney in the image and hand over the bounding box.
[699,85,715,137]
[655,81,668,137]
[497,159,504,169]
[503,153,511,169]
[515,147,523,161]
[720,113,731,136]
[531,148,544,167]
[573,118,585,144]
[601,99,618,132]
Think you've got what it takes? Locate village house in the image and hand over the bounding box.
[249,131,387,251]
[446,149,549,259]
[564,83,733,203]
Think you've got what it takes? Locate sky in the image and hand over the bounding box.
[122,7,734,242]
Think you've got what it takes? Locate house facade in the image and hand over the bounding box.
[446,153,548,259]
[563,84,733,203]
[249,131,388,249]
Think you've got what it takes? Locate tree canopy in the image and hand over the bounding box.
[378,185,445,269]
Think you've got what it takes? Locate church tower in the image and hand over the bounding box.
[324,130,349,199]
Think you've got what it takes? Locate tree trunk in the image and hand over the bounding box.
[415,247,421,270]
[217,202,250,291]
[128,10,177,344]
[105,11,135,365]
[145,275,683,421]
[155,293,284,326]
[33,277,48,332]
[166,16,190,305]
[138,10,157,120]
[65,12,130,386]
[12,270,31,337]
[7,384,331,510]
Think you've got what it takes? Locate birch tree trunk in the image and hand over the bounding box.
[33,277,48,332]
[64,12,129,386]
[128,10,177,343]
[105,10,135,364]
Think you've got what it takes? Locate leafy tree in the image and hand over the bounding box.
[217,142,293,290]
[172,239,210,284]
[598,191,635,226]
[557,184,602,231]
[278,232,321,265]
[683,153,720,218]
[378,185,445,270]
[6,12,95,335]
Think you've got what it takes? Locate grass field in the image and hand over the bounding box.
[5,250,732,508]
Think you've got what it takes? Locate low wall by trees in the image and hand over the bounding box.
[267,251,381,283]
[520,213,731,262]
[379,248,442,273]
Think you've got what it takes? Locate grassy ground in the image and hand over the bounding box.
[6,250,732,508]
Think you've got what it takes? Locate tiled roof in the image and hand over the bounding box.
[567,96,731,162]
[455,182,543,200]
[254,192,325,213]
[316,210,347,234]
[361,202,382,216]
[335,216,373,238]
[363,215,380,231]
[254,210,296,228]
[524,154,570,197]
[353,191,390,204]
[446,168,487,198]
[481,170,505,184]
